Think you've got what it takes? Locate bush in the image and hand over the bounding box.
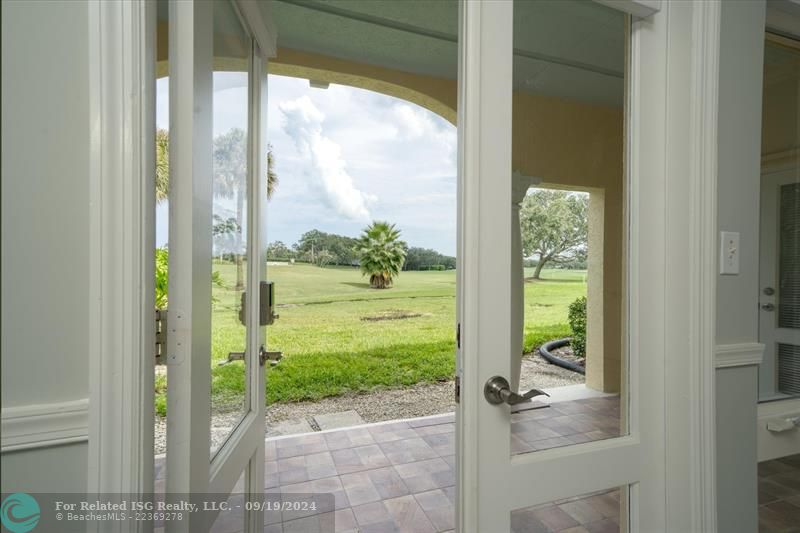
[568,296,587,358]
[155,247,169,308]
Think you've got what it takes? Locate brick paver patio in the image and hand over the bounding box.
[156,395,623,532]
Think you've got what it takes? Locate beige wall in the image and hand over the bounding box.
[272,48,625,391]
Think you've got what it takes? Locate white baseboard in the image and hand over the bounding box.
[714,342,765,368]
[757,397,800,462]
[1,399,89,452]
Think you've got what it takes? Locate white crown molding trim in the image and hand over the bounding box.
[1,399,89,452]
[714,342,766,368]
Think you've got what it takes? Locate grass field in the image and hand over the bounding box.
[155,263,586,415]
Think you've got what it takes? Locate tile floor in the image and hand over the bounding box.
[758,454,800,533]
[156,396,624,532]
[510,488,621,533]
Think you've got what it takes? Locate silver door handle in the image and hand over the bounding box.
[761,303,775,311]
[219,351,245,366]
[484,376,549,405]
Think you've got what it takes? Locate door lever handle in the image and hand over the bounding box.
[761,303,775,311]
[219,351,245,366]
[220,347,283,367]
[484,376,549,406]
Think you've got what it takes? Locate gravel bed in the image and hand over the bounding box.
[153,351,583,455]
[520,350,585,390]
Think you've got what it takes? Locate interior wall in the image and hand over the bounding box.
[715,1,766,531]
[1,0,91,492]
[717,366,760,533]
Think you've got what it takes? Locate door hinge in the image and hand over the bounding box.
[155,308,167,364]
[455,374,461,404]
[456,323,461,349]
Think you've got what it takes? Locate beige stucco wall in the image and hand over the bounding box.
[270,47,625,392]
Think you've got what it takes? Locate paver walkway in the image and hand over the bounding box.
[155,396,623,532]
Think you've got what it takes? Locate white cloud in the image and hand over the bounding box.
[279,96,375,221]
[391,103,456,167]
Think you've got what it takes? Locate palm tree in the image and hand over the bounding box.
[212,129,248,289]
[266,147,278,200]
[155,129,278,291]
[356,221,407,289]
[154,128,278,202]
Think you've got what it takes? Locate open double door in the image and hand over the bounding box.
[164,1,702,531]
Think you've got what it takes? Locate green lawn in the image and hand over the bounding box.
[155,263,586,415]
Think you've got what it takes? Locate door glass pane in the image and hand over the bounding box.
[211,0,251,456]
[510,0,627,456]
[511,486,627,533]
[758,36,800,402]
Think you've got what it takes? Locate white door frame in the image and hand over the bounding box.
[455,0,720,530]
[87,1,275,532]
[87,3,156,532]
[90,0,721,530]
[165,0,272,530]
[759,169,800,400]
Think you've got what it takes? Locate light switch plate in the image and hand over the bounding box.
[720,231,740,275]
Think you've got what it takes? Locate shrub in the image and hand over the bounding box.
[155,247,169,308]
[568,296,587,358]
[154,247,225,310]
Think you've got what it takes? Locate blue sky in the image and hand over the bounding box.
[156,74,457,256]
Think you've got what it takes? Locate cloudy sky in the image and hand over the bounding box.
[156,74,457,256]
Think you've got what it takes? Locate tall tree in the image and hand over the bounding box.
[519,189,588,279]
[295,230,359,266]
[155,129,278,202]
[356,221,407,289]
[403,247,456,271]
[213,129,248,289]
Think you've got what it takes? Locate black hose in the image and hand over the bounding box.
[538,337,585,375]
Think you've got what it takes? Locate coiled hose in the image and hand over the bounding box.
[538,337,585,375]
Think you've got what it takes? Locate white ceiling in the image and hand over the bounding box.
[272,0,625,108]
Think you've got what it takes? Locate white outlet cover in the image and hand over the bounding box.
[720,231,740,275]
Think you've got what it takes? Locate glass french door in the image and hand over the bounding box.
[165,1,269,531]
[759,169,800,402]
[759,36,800,403]
[456,1,674,531]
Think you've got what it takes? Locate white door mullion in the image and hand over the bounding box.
[457,1,514,531]
[165,2,213,530]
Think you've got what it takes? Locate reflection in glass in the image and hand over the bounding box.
[510,0,627,455]
[511,486,626,533]
[211,0,251,457]
[758,36,800,402]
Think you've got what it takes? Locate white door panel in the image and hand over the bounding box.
[456,1,675,530]
[166,1,268,531]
